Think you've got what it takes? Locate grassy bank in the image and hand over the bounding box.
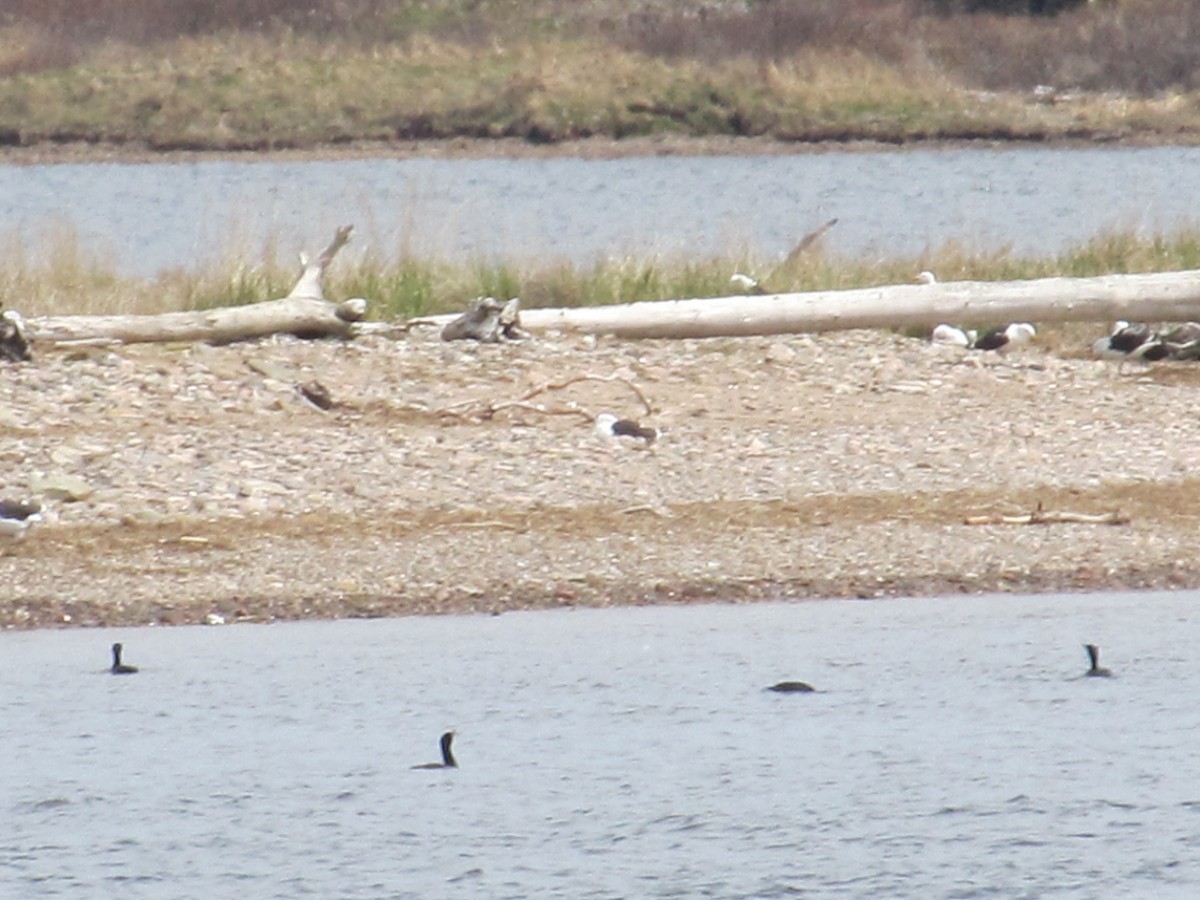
[6,223,1200,321]
[2,1,1200,151]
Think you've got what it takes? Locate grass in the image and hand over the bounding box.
[4,1,1200,150]
[6,221,1200,321]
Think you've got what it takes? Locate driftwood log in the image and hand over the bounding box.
[963,508,1130,526]
[417,270,1200,340]
[1,308,32,361]
[26,226,365,347]
[440,297,526,342]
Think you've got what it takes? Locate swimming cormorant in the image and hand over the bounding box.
[412,731,458,769]
[767,681,815,693]
[110,642,139,675]
[1084,643,1112,677]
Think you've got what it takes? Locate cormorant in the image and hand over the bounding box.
[110,642,139,675]
[767,681,815,693]
[412,731,458,769]
[1084,643,1112,678]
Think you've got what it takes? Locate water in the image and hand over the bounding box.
[3,145,1200,276]
[4,590,1200,898]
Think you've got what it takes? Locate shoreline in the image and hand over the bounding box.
[2,132,1198,168]
[6,542,1199,633]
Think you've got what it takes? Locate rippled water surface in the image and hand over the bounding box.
[4,591,1200,898]
[4,146,1200,275]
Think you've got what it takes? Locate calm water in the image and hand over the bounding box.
[4,591,1200,898]
[4,146,1200,276]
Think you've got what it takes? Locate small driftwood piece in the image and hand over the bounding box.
[1,308,32,361]
[441,297,527,342]
[26,226,365,347]
[436,373,653,423]
[964,505,1130,526]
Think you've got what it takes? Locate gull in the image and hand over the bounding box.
[973,322,1036,352]
[931,324,976,348]
[594,412,657,445]
[1093,321,1169,361]
[0,498,42,540]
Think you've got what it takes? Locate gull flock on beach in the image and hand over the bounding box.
[917,271,1200,361]
[1091,320,1200,362]
[919,271,1038,353]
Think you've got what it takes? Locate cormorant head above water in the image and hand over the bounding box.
[412,730,458,769]
[110,642,139,675]
[1084,643,1112,678]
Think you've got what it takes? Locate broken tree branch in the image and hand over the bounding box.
[27,225,362,347]
[434,372,653,423]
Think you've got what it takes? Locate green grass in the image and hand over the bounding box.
[6,222,1200,322]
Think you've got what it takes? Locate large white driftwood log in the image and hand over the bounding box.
[422,270,1200,339]
[27,226,363,346]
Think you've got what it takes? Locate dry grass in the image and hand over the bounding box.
[6,221,1200,320]
[2,1,1200,149]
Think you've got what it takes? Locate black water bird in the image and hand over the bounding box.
[1084,643,1112,678]
[412,731,458,769]
[110,642,139,675]
[767,681,815,693]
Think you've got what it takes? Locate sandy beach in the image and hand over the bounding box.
[3,321,1199,630]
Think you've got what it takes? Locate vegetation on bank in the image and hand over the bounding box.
[2,1,1200,150]
[6,223,1200,321]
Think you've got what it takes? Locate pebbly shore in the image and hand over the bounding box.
[3,326,1200,630]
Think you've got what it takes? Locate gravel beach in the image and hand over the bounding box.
[3,323,1199,630]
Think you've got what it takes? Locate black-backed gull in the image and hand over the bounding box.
[0,498,42,539]
[595,412,657,444]
[973,322,1036,352]
[1092,321,1169,361]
